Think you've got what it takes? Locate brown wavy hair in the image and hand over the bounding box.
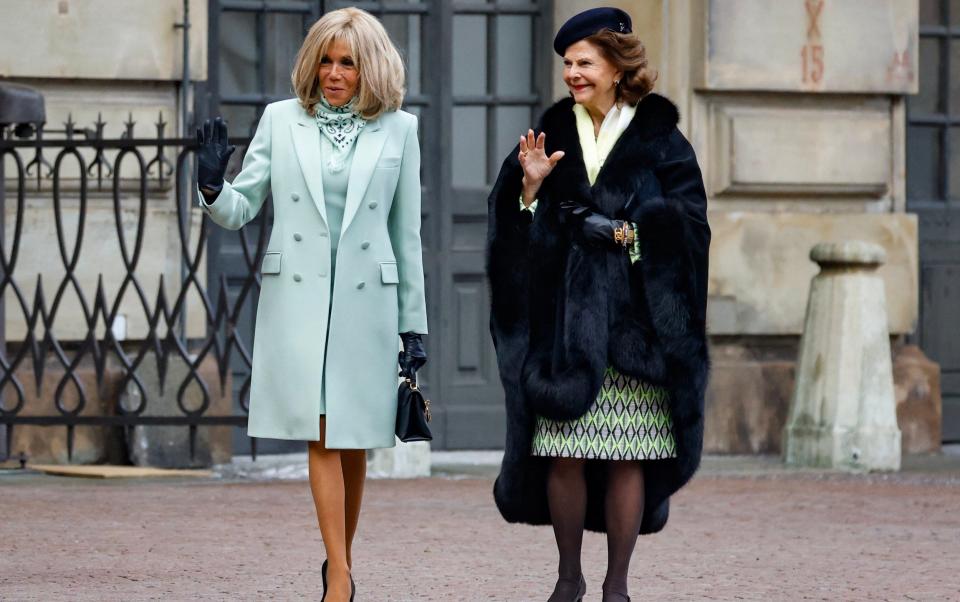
[584,30,658,104]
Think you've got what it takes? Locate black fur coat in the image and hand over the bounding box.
[486,94,711,535]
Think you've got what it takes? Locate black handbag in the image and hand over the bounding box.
[396,377,433,442]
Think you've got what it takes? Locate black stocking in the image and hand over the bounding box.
[602,460,645,601]
[547,457,587,600]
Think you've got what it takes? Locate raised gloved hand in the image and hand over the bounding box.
[559,200,632,250]
[196,117,236,196]
[399,332,427,381]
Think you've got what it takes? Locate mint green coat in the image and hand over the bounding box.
[197,99,428,448]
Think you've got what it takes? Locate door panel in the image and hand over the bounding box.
[205,0,552,450]
[919,240,960,442]
[438,2,551,449]
[908,2,960,443]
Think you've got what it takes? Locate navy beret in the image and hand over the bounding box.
[553,7,632,56]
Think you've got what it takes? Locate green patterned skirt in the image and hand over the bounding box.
[531,367,677,460]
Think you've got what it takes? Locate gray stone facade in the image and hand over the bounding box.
[0,1,939,461]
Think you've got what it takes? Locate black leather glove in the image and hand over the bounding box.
[196,117,236,196]
[399,332,427,380]
[559,200,630,250]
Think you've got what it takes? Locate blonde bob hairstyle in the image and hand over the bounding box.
[291,8,405,120]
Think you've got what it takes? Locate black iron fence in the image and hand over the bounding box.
[0,114,266,462]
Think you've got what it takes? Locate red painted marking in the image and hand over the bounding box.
[805,0,824,39]
[802,0,825,86]
[802,44,825,84]
[886,49,914,85]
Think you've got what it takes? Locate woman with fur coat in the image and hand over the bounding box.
[486,7,711,602]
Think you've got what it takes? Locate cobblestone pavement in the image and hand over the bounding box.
[2,460,959,601]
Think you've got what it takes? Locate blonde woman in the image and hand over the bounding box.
[196,8,427,601]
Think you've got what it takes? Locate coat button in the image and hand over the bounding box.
[361,241,370,250]
[293,273,302,282]
[357,281,365,289]
[368,201,378,209]
[294,233,302,241]
[291,193,300,202]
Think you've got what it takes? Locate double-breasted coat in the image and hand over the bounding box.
[198,98,428,448]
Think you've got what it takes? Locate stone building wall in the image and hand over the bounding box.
[0,1,937,460]
[552,0,935,453]
[1,0,209,342]
[0,0,216,465]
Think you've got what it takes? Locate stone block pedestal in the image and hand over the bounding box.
[704,339,796,454]
[784,241,902,471]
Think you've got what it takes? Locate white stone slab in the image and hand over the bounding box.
[709,100,891,198]
[698,0,918,94]
[0,0,208,81]
[707,212,918,336]
[367,440,431,479]
[214,443,432,481]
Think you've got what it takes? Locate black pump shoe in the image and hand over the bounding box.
[548,574,586,602]
[321,560,329,600]
[321,562,354,602]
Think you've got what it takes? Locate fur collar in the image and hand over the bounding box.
[539,93,680,143]
[536,93,681,217]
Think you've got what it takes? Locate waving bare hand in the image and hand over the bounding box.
[518,129,564,207]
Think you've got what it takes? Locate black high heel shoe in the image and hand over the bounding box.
[321,561,355,602]
[547,574,586,602]
[321,560,328,600]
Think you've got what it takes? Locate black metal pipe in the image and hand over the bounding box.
[0,126,5,462]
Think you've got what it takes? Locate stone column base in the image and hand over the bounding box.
[784,425,902,471]
[121,352,233,469]
[368,439,431,478]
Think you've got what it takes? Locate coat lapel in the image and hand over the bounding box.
[290,115,328,226]
[341,118,387,235]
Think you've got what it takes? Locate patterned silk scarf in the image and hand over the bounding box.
[314,94,366,173]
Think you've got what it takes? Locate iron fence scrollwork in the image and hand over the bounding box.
[0,109,271,462]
